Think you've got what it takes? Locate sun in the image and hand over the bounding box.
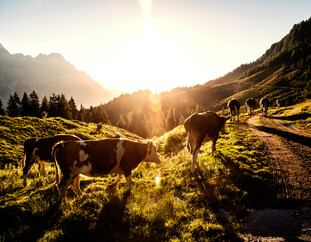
[97,0,195,94]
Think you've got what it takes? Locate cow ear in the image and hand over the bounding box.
[147,141,153,152]
[147,140,153,147]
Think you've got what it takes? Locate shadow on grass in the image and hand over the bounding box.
[256,125,311,148]
[0,185,63,241]
[194,167,244,241]
[271,112,311,121]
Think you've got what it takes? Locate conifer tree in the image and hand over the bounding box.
[0,99,5,115]
[69,97,78,120]
[116,114,127,129]
[58,94,70,119]
[78,104,86,122]
[21,92,31,116]
[40,96,49,117]
[29,91,40,117]
[165,107,177,131]
[49,94,59,117]
[7,92,21,117]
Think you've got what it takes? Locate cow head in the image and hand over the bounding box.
[144,141,161,164]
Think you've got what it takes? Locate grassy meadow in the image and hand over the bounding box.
[5,99,311,241]
[0,113,275,241]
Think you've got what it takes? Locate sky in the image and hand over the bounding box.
[1,0,311,94]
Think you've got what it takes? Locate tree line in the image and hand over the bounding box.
[0,91,109,124]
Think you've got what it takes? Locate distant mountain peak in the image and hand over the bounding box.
[0,43,10,56]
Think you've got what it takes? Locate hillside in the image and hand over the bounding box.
[0,113,273,240]
[0,116,142,167]
[99,18,311,137]
[0,44,114,107]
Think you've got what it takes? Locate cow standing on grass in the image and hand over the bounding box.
[52,138,160,199]
[260,97,270,117]
[227,99,240,122]
[184,112,228,173]
[246,98,256,116]
[21,134,81,186]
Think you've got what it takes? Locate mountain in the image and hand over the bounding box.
[0,44,114,107]
[99,18,311,137]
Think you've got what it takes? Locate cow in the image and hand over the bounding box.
[21,134,81,186]
[184,111,228,173]
[245,98,256,115]
[227,98,240,122]
[260,97,270,117]
[52,138,161,199]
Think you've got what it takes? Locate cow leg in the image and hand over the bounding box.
[191,149,199,174]
[125,174,132,189]
[211,137,218,155]
[108,174,123,189]
[58,175,73,200]
[38,161,47,176]
[22,157,37,186]
[70,175,83,196]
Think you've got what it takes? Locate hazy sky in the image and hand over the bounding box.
[1,0,310,93]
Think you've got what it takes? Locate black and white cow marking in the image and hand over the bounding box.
[21,134,81,186]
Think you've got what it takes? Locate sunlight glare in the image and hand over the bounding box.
[155,176,161,186]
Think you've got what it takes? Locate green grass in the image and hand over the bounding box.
[0,113,274,241]
[0,116,142,167]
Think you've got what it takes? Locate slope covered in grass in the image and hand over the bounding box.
[0,116,142,167]
[0,114,273,240]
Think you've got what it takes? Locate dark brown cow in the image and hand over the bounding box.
[184,111,228,173]
[260,97,270,117]
[52,138,160,199]
[246,98,256,115]
[21,134,81,186]
[227,98,240,122]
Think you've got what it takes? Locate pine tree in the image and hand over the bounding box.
[58,94,70,119]
[49,94,59,117]
[40,96,49,117]
[116,114,127,129]
[69,97,78,120]
[7,92,21,117]
[129,109,147,138]
[165,107,177,131]
[0,99,6,115]
[29,91,40,117]
[78,104,86,121]
[21,92,31,116]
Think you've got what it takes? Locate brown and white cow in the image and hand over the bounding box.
[21,134,81,186]
[227,98,240,122]
[52,138,161,199]
[260,97,270,117]
[184,111,228,173]
[245,98,256,115]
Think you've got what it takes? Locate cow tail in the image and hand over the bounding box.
[52,141,63,184]
[20,153,26,168]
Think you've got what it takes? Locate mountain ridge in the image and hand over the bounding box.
[0,45,115,107]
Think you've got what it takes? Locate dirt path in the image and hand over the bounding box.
[246,114,311,200]
[242,113,311,241]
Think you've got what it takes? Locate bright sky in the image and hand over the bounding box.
[1,0,310,93]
